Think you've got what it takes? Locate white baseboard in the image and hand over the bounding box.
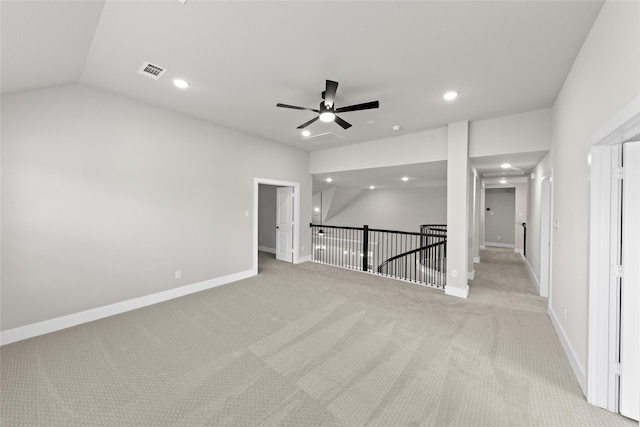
[473,256,480,264]
[480,245,486,249]
[467,270,475,280]
[484,242,515,248]
[522,254,540,293]
[258,246,276,254]
[0,269,256,346]
[296,255,311,264]
[548,306,587,395]
[445,285,469,299]
[514,248,523,254]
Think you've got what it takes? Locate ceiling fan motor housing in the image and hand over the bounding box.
[319,102,334,114]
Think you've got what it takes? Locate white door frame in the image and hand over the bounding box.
[539,171,553,298]
[587,96,640,411]
[253,178,301,274]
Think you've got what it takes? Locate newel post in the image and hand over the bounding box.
[362,225,369,272]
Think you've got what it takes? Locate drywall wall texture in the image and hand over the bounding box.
[1,84,312,331]
[309,127,448,174]
[484,189,516,246]
[526,153,551,283]
[513,182,528,252]
[323,186,447,232]
[258,185,278,252]
[469,108,552,158]
[550,0,639,377]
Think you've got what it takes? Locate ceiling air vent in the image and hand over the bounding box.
[137,62,167,80]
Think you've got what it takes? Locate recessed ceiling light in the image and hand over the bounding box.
[501,163,511,169]
[173,78,190,89]
[326,178,332,183]
[301,130,311,137]
[443,91,458,101]
[367,120,375,124]
[499,179,507,184]
[402,176,409,182]
[369,185,375,190]
[314,207,320,212]
[392,125,401,131]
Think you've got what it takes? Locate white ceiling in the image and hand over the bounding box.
[1,0,603,154]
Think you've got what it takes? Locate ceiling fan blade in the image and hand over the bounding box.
[297,116,319,129]
[334,115,352,129]
[324,80,339,107]
[277,103,319,113]
[335,100,379,113]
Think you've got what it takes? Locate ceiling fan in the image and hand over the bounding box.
[276,80,379,130]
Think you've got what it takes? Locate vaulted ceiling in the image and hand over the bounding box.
[1,0,603,154]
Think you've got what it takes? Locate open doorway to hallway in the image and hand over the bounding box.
[253,178,300,274]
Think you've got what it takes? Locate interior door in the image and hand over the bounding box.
[620,140,639,421]
[276,186,293,262]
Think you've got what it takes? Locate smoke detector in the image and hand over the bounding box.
[137,62,167,80]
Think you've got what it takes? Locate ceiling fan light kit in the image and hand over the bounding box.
[277,79,379,131]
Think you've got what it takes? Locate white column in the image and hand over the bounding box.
[473,171,481,263]
[467,168,475,279]
[445,121,470,298]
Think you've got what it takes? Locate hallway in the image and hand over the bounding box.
[469,247,546,312]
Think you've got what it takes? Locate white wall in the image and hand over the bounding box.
[324,186,447,232]
[469,108,552,157]
[549,0,639,389]
[513,182,528,252]
[526,152,551,283]
[1,83,312,331]
[484,189,516,246]
[309,127,447,174]
[258,185,278,251]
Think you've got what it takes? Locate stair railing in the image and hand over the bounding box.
[310,223,447,288]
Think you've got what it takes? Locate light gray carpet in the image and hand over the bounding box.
[0,248,634,426]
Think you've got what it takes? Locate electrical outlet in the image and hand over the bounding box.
[175,270,181,280]
[497,235,501,240]
[451,269,458,278]
[301,246,304,252]
[563,306,567,319]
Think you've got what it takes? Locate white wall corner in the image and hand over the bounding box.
[445,285,470,299]
[473,256,480,264]
[296,255,312,264]
[0,269,256,346]
[467,270,475,280]
[548,306,587,395]
[523,255,540,293]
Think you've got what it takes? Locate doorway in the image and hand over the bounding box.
[539,174,552,298]
[587,96,639,420]
[619,140,639,421]
[253,178,300,273]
